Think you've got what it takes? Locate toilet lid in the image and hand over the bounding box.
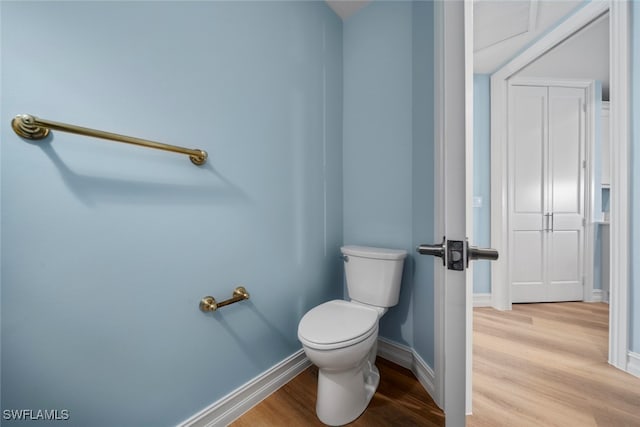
[298,300,378,347]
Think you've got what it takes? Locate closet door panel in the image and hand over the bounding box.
[549,87,584,215]
[549,230,580,282]
[547,229,583,301]
[512,231,544,283]
[511,86,546,217]
[547,86,584,301]
[509,85,548,303]
[511,231,545,302]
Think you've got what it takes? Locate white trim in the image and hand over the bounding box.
[412,351,437,405]
[178,350,311,427]
[473,293,492,307]
[490,1,609,312]
[591,289,604,303]
[627,352,640,378]
[376,337,436,401]
[377,337,413,370]
[607,0,630,373]
[508,77,596,88]
[432,0,445,411]
[465,0,475,416]
[584,80,598,304]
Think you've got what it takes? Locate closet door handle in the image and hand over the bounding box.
[543,213,555,232]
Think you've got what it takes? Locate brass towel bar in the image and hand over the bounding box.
[200,287,250,312]
[11,114,208,166]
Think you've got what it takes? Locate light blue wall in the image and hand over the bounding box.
[342,1,436,366]
[411,0,436,367]
[343,1,415,346]
[602,188,610,212]
[0,2,343,425]
[473,74,492,294]
[631,0,640,353]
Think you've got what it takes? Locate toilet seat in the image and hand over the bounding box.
[298,300,378,351]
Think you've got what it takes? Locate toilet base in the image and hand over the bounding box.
[316,360,380,426]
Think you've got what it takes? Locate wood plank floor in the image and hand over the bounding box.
[231,357,445,426]
[468,302,640,427]
[234,302,640,426]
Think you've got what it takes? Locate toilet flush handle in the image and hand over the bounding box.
[340,254,349,262]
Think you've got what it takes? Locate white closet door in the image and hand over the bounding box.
[547,86,584,301]
[509,85,585,303]
[509,85,548,302]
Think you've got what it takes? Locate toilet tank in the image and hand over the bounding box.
[341,245,407,307]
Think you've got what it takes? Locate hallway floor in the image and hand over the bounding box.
[468,302,640,427]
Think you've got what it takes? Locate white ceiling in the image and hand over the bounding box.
[324,0,607,92]
[474,0,585,73]
[517,14,610,99]
[325,0,371,20]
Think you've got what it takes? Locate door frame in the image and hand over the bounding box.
[507,77,596,304]
[489,0,630,371]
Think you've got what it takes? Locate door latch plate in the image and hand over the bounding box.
[447,240,464,271]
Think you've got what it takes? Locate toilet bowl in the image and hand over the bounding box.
[298,246,407,426]
[298,300,381,426]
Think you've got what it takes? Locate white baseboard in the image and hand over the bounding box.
[591,289,604,302]
[473,293,492,307]
[377,337,413,369]
[474,291,611,306]
[628,351,640,378]
[180,339,439,427]
[377,337,436,402]
[412,350,436,400]
[178,349,311,427]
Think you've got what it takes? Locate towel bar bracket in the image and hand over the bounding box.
[11,114,50,140]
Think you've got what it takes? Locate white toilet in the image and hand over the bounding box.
[297,245,407,426]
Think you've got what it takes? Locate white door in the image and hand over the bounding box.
[509,84,585,303]
[421,3,496,424]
